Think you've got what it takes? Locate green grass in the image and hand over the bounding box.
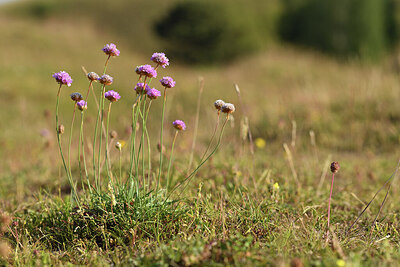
[2,0,400,266]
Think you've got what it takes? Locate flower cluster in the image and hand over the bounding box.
[151,52,169,68]
[52,44,233,214]
[102,43,120,57]
[160,76,176,88]
[105,90,121,102]
[135,65,157,78]
[147,88,161,100]
[53,71,73,87]
[98,74,113,85]
[134,82,151,94]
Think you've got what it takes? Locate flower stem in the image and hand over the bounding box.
[80,111,91,194]
[199,112,220,163]
[168,116,229,201]
[105,102,113,183]
[166,131,179,193]
[140,98,147,191]
[119,149,122,185]
[68,103,77,178]
[326,172,335,238]
[128,95,142,197]
[145,101,153,192]
[55,85,78,204]
[97,85,106,186]
[156,88,167,195]
[84,81,93,102]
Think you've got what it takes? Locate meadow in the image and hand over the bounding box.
[2,0,400,266]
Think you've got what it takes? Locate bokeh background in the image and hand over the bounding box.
[2,0,400,200]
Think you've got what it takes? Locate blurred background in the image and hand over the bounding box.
[2,0,400,200]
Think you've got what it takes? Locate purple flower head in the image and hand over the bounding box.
[151,52,169,68]
[98,74,113,85]
[147,88,161,100]
[134,82,151,94]
[160,76,176,88]
[70,92,83,102]
[172,120,186,131]
[52,71,72,87]
[135,65,157,78]
[102,43,120,57]
[77,100,87,111]
[104,90,121,102]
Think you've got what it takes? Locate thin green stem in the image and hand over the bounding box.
[166,131,179,193]
[141,98,147,192]
[326,173,335,238]
[97,85,106,186]
[55,85,78,204]
[347,159,400,234]
[105,102,113,183]
[168,116,229,201]
[199,112,220,163]
[93,85,105,189]
[156,88,167,195]
[68,104,77,178]
[129,95,143,197]
[103,55,111,74]
[80,111,91,194]
[119,149,122,185]
[145,101,153,192]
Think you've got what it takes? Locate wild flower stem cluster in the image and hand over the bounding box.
[53,44,235,206]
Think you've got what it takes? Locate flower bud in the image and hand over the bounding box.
[70,92,83,102]
[330,162,340,174]
[58,124,65,135]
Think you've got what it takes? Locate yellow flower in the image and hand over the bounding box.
[273,182,280,190]
[336,259,345,267]
[255,138,266,149]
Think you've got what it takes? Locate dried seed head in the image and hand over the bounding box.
[70,92,83,102]
[58,124,65,135]
[330,162,340,174]
[221,103,235,114]
[214,99,225,111]
[87,72,100,81]
[110,130,118,139]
